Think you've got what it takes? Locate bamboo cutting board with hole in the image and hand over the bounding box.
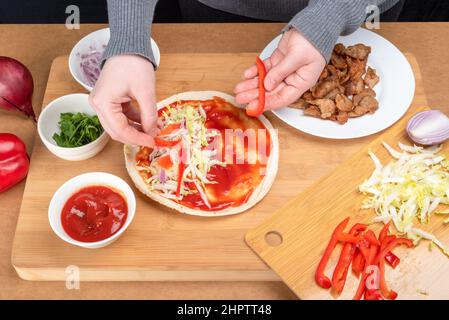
[12,53,426,282]
[245,111,449,299]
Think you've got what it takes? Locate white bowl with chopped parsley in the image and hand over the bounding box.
[38,93,109,161]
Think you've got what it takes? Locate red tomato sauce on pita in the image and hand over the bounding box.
[136,97,271,211]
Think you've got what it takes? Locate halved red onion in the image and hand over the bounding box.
[407,110,449,145]
[0,56,35,120]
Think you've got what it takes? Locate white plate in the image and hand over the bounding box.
[260,28,415,139]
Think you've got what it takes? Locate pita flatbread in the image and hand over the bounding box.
[124,91,279,217]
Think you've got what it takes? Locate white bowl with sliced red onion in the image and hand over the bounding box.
[69,28,161,92]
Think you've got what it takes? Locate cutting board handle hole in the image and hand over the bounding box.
[265,231,283,247]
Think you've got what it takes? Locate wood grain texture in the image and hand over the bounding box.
[245,57,449,299]
[12,52,425,282]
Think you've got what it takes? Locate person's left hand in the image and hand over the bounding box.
[234,28,326,113]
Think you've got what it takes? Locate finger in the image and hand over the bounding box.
[244,82,286,114]
[243,58,272,79]
[98,103,155,147]
[122,102,141,123]
[234,78,258,94]
[134,90,158,135]
[265,85,301,110]
[235,88,259,104]
[268,48,285,67]
[284,71,315,96]
[264,53,304,91]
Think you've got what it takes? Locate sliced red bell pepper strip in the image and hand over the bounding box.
[331,223,366,294]
[378,221,391,242]
[246,56,266,118]
[159,123,181,136]
[364,230,381,246]
[156,155,173,170]
[378,222,399,268]
[315,217,350,289]
[376,237,413,299]
[176,146,186,197]
[364,289,384,300]
[385,251,400,268]
[353,240,379,300]
[337,232,362,244]
[154,136,181,147]
[352,249,365,277]
[379,260,398,300]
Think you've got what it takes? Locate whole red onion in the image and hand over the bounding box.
[0,56,36,121]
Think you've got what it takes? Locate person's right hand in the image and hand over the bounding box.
[89,54,157,147]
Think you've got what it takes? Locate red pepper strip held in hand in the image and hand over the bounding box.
[315,217,350,289]
[376,238,414,300]
[176,146,186,198]
[331,223,367,294]
[0,133,29,193]
[246,56,266,118]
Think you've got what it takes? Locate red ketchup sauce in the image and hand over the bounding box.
[61,186,128,242]
[137,97,271,211]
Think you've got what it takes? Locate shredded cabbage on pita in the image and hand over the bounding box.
[137,103,224,207]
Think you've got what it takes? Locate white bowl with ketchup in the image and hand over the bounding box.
[49,172,136,249]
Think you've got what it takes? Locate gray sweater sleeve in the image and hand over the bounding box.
[102,0,158,67]
[286,0,398,61]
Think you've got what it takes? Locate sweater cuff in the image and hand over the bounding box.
[284,0,369,62]
[102,0,157,68]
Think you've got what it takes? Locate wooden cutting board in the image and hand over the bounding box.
[12,53,426,282]
[245,112,449,298]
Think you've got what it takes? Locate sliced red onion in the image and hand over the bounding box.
[77,44,106,87]
[407,110,449,145]
[159,169,167,184]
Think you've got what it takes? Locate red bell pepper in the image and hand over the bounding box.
[246,56,266,118]
[364,230,381,246]
[376,237,413,299]
[353,238,379,300]
[378,221,391,242]
[315,217,350,289]
[378,222,399,267]
[154,136,180,148]
[159,123,181,136]
[385,251,400,268]
[176,146,186,197]
[352,249,365,277]
[337,232,361,244]
[331,223,366,294]
[156,155,174,170]
[364,289,384,300]
[0,133,29,192]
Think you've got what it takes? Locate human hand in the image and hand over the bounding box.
[89,55,157,147]
[234,28,326,113]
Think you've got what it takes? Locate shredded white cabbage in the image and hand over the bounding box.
[359,141,449,256]
[137,103,225,205]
